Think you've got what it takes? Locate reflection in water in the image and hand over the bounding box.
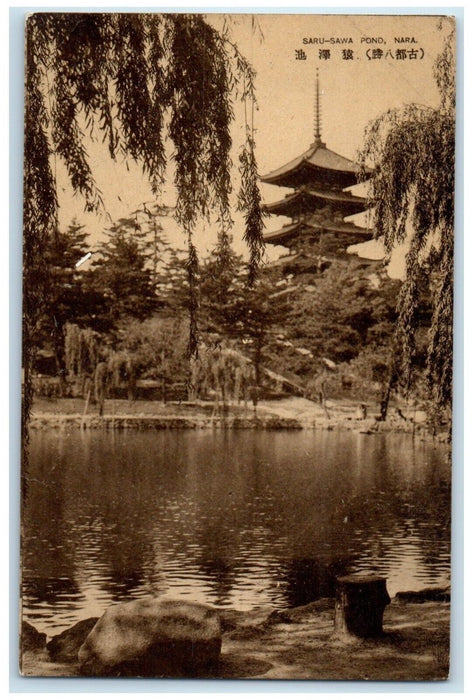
[24,576,83,608]
[197,557,236,607]
[274,556,353,608]
[22,430,450,634]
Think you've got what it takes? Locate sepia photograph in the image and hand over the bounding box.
[19,12,455,681]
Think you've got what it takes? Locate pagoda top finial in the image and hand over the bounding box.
[312,69,325,148]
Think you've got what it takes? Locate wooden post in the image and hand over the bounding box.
[334,575,390,639]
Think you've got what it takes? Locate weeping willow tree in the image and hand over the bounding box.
[189,342,255,412]
[359,27,455,427]
[64,323,100,380]
[23,12,264,445]
[64,323,111,413]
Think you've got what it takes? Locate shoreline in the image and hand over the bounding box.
[29,397,449,439]
[21,588,450,680]
[30,411,301,431]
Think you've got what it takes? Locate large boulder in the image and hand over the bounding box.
[47,618,99,662]
[78,598,222,677]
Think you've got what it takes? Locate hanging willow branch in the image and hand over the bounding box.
[359,25,455,419]
[237,63,265,288]
[23,16,58,450]
[23,12,264,442]
[238,128,265,288]
[166,14,235,356]
[186,237,200,358]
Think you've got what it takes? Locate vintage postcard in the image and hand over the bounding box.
[20,13,454,680]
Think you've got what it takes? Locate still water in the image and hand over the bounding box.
[22,429,450,635]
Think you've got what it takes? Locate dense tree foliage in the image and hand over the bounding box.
[63,314,190,405]
[199,243,245,335]
[90,221,159,323]
[247,257,400,403]
[23,12,263,442]
[190,343,255,409]
[114,315,189,398]
[39,221,89,379]
[36,228,402,408]
[282,260,398,365]
[131,204,172,285]
[199,246,285,384]
[37,221,110,383]
[359,26,455,422]
[159,248,191,312]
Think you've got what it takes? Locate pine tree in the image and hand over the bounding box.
[38,220,102,390]
[199,240,245,336]
[91,220,159,324]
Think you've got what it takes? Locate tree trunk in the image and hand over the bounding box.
[253,337,262,389]
[334,575,390,639]
[380,362,397,421]
[127,369,136,402]
[53,327,67,398]
[320,380,331,420]
[161,348,166,405]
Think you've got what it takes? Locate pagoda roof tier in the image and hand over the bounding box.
[267,251,332,275]
[260,139,371,190]
[263,218,373,246]
[263,187,368,218]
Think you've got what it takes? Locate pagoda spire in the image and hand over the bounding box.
[312,69,325,148]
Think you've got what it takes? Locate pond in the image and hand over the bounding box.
[22,429,451,635]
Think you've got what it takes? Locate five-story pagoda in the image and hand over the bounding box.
[261,72,372,264]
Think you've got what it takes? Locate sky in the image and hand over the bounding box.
[56,13,454,268]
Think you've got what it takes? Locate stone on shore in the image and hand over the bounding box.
[20,594,450,679]
[395,586,450,604]
[47,618,99,662]
[78,598,222,677]
[21,621,47,653]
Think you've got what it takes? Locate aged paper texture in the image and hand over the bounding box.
[21,13,454,680]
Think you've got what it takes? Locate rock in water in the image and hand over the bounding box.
[47,618,99,662]
[78,598,222,677]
